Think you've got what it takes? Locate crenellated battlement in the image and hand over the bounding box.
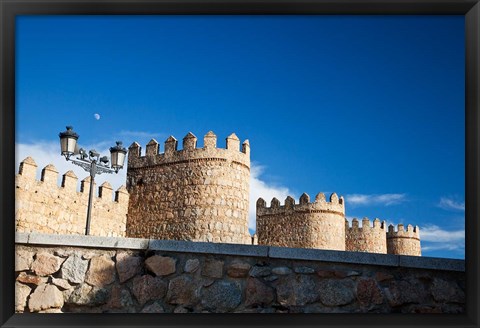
[127,131,250,171]
[15,157,128,237]
[16,157,128,203]
[345,217,386,231]
[386,223,420,239]
[256,192,345,217]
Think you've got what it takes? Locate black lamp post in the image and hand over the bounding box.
[59,126,127,235]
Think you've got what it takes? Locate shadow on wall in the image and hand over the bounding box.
[15,245,466,314]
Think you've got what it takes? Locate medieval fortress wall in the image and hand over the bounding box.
[15,130,421,256]
[125,131,251,245]
[15,157,129,237]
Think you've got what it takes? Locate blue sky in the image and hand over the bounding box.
[15,15,465,259]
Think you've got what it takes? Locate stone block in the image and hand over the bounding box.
[51,278,72,290]
[15,282,31,312]
[184,258,200,273]
[60,252,89,284]
[15,249,34,272]
[145,255,177,276]
[277,274,319,307]
[356,278,384,306]
[227,262,251,278]
[202,259,223,278]
[166,275,199,306]
[201,280,242,312]
[16,272,47,285]
[245,277,274,307]
[132,275,167,306]
[108,285,134,309]
[116,252,143,283]
[67,283,109,306]
[317,279,355,307]
[28,284,64,312]
[31,252,64,276]
[85,255,116,286]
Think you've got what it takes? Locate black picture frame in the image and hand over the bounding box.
[1,1,478,327]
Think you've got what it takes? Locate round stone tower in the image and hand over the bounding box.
[345,217,387,254]
[256,192,346,250]
[386,224,421,256]
[126,131,251,244]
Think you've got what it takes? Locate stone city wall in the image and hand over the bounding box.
[14,233,465,314]
[126,131,251,244]
[387,224,422,256]
[345,218,388,254]
[256,193,346,250]
[15,157,128,237]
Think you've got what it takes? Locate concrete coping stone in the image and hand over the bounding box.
[15,232,29,244]
[268,246,400,267]
[399,255,465,272]
[25,232,149,250]
[15,232,464,272]
[148,239,269,258]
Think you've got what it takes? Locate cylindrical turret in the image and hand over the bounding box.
[345,217,387,254]
[126,131,251,244]
[256,192,346,251]
[386,224,421,256]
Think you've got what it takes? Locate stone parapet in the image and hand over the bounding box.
[127,131,250,169]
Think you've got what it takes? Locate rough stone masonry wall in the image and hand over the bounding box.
[14,233,465,314]
[345,218,388,254]
[15,157,129,237]
[126,131,251,244]
[256,193,346,251]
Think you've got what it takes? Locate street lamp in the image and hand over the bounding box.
[59,126,127,235]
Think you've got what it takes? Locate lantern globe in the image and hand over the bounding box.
[59,126,79,158]
[110,141,127,172]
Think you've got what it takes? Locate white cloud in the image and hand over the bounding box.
[438,197,465,211]
[419,224,465,254]
[420,224,465,243]
[16,141,127,198]
[421,244,464,252]
[346,193,407,206]
[94,113,100,120]
[248,163,291,232]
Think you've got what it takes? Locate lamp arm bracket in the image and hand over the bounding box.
[94,165,115,175]
[70,159,93,173]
